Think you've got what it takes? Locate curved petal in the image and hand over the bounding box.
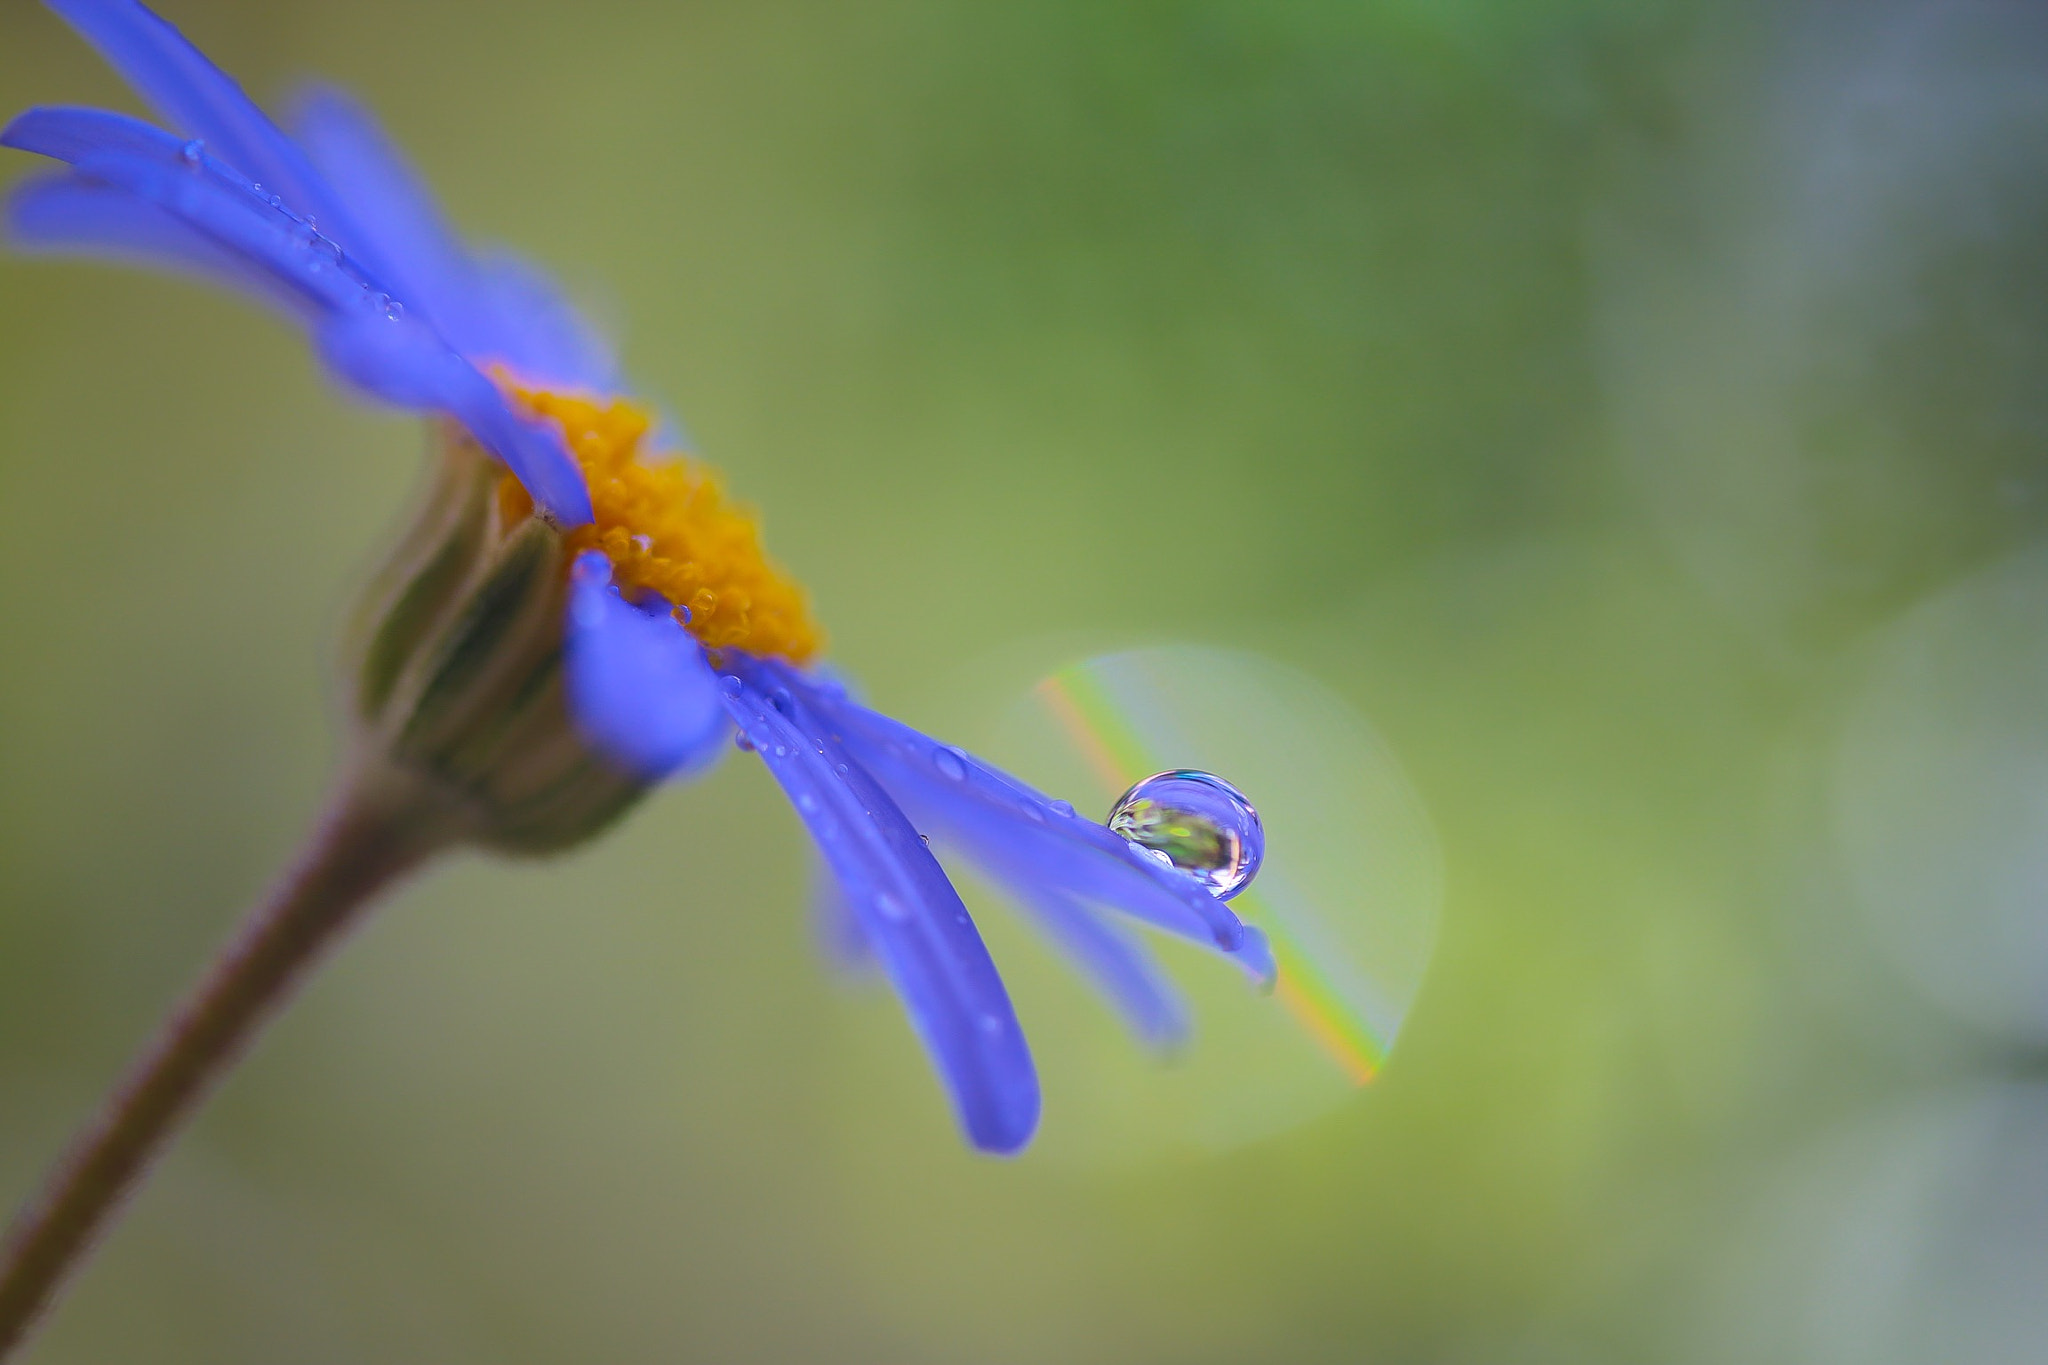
[561,552,727,779]
[7,171,316,321]
[6,108,378,311]
[722,659,1040,1154]
[43,0,347,233]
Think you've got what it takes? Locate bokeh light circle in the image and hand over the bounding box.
[976,644,1442,1161]
[1836,544,2048,1043]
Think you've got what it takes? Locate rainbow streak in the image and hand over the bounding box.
[1036,665,1386,1085]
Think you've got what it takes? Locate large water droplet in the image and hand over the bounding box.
[179,138,205,168]
[1106,769,1264,901]
[933,745,969,781]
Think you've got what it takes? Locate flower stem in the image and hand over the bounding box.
[0,758,465,1359]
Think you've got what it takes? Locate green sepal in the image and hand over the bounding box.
[343,429,656,856]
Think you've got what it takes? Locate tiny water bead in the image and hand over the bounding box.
[1107,769,1264,901]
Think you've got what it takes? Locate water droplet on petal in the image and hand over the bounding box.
[733,731,756,753]
[1107,769,1264,901]
[720,675,743,696]
[977,1014,1003,1035]
[384,297,405,320]
[769,688,794,716]
[876,892,909,922]
[933,745,969,781]
[1049,799,1075,819]
[179,138,204,167]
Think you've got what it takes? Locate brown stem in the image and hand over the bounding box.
[0,758,465,1358]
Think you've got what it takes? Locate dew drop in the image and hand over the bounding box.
[733,731,756,753]
[179,138,204,167]
[1106,769,1265,901]
[1049,799,1075,819]
[977,1014,1003,1035]
[720,675,743,696]
[933,745,969,781]
[876,892,909,922]
[769,688,794,717]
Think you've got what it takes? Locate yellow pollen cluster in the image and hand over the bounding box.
[495,381,822,663]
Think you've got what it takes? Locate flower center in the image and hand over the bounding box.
[494,380,823,663]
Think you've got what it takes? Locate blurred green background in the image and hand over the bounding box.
[7,0,2048,1360]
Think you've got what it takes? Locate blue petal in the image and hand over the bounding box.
[8,171,316,321]
[784,676,1251,954]
[561,552,727,779]
[722,660,1040,1154]
[42,0,348,234]
[290,87,617,391]
[1011,886,1189,1053]
[284,85,479,345]
[5,107,594,525]
[6,108,378,312]
[469,249,619,392]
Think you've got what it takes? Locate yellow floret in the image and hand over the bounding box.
[493,379,822,663]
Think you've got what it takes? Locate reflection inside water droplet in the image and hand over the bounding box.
[1106,769,1264,900]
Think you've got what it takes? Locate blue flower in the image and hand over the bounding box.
[3,0,1272,1154]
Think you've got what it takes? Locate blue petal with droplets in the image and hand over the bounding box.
[8,171,316,321]
[289,88,617,391]
[3,106,593,525]
[723,661,1040,1154]
[43,0,348,236]
[776,667,1253,960]
[561,552,727,779]
[284,86,480,345]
